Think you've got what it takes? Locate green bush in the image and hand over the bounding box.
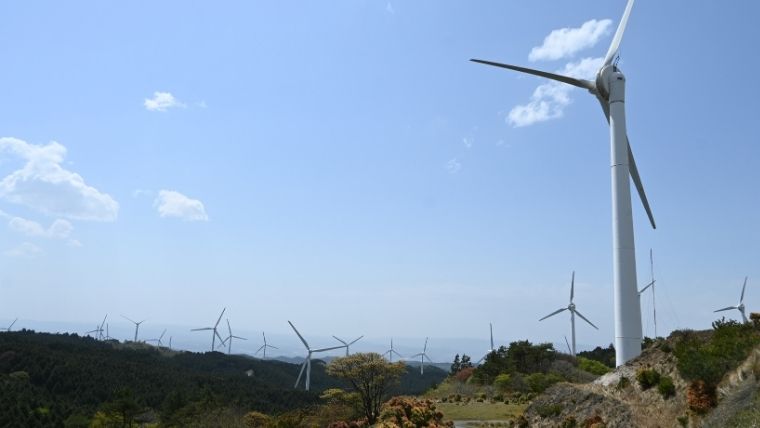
[616,376,630,390]
[525,372,564,393]
[636,368,660,390]
[658,375,675,399]
[577,357,611,376]
[561,415,577,428]
[677,415,688,427]
[535,403,563,418]
[493,373,512,392]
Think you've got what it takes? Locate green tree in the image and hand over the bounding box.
[326,353,406,425]
[450,354,461,375]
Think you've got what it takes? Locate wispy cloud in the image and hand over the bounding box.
[0,138,119,221]
[508,57,602,127]
[529,19,612,62]
[463,137,473,149]
[4,242,42,258]
[386,2,395,14]
[144,91,186,112]
[154,190,209,221]
[446,158,462,174]
[9,217,73,239]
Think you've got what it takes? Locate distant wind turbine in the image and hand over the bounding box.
[477,323,496,364]
[410,337,432,375]
[714,277,749,323]
[191,308,226,351]
[1,318,18,332]
[121,315,146,342]
[147,329,167,347]
[332,335,364,357]
[255,332,278,359]
[638,249,657,337]
[383,338,403,362]
[219,319,246,354]
[289,321,344,391]
[539,272,598,356]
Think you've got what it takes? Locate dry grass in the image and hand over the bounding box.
[437,401,525,421]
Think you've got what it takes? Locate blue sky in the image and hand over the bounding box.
[0,1,758,360]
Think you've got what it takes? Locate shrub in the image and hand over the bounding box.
[686,380,715,414]
[616,376,630,390]
[577,357,611,376]
[242,411,271,427]
[635,368,660,390]
[561,415,578,428]
[582,414,604,428]
[525,372,564,393]
[377,397,452,427]
[493,374,512,392]
[535,403,562,418]
[677,415,689,427]
[657,375,675,399]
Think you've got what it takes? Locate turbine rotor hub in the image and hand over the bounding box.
[595,65,618,100]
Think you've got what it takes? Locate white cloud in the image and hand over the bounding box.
[529,19,612,62]
[446,158,461,174]
[9,217,74,240]
[508,57,603,127]
[4,242,42,258]
[463,137,473,149]
[0,138,119,221]
[144,92,186,112]
[67,239,83,248]
[154,190,208,221]
[386,2,395,14]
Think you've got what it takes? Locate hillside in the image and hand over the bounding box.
[522,319,760,427]
[0,330,447,427]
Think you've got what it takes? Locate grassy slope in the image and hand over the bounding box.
[437,402,525,420]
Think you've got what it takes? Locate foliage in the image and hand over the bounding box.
[674,318,760,388]
[577,344,615,368]
[326,353,406,425]
[576,357,611,376]
[449,354,473,376]
[524,372,564,393]
[493,373,512,392]
[677,415,688,427]
[686,380,715,414]
[473,341,556,385]
[561,415,577,428]
[657,375,675,399]
[615,376,630,390]
[534,403,562,418]
[453,367,474,383]
[376,396,452,428]
[635,368,660,390]
[243,411,272,427]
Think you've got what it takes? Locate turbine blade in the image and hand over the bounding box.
[332,335,348,346]
[740,308,748,323]
[227,319,232,337]
[570,271,575,303]
[470,59,596,91]
[100,315,108,329]
[159,329,166,340]
[410,353,422,358]
[628,141,656,229]
[288,321,310,349]
[740,277,748,303]
[295,360,307,388]
[255,345,265,354]
[639,280,655,294]
[191,327,213,331]
[603,0,635,67]
[574,309,599,330]
[312,345,345,353]
[423,354,433,362]
[121,315,137,324]
[268,345,279,349]
[564,336,572,354]
[714,306,736,313]
[539,307,567,321]
[232,335,247,340]
[424,337,428,353]
[215,308,226,328]
[349,335,364,345]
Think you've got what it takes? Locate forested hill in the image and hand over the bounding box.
[0,330,446,427]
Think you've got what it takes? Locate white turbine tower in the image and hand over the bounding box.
[1,318,18,332]
[332,335,364,357]
[714,277,749,323]
[539,272,598,357]
[255,332,278,359]
[191,308,226,352]
[219,319,246,354]
[147,329,167,347]
[638,249,657,337]
[472,0,654,366]
[383,338,403,362]
[477,323,496,364]
[288,321,344,391]
[410,337,432,375]
[122,315,146,342]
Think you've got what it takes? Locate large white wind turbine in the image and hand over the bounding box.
[383,338,403,362]
[410,337,432,375]
[714,277,749,323]
[332,335,364,357]
[638,249,657,337]
[121,315,146,342]
[255,332,278,359]
[472,0,654,366]
[477,323,496,364]
[539,272,598,357]
[191,308,226,352]
[219,319,247,355]
[289,321,344,391]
